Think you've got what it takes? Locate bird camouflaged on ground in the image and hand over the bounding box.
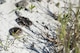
[15,10,32,27]
[15,16,32,27]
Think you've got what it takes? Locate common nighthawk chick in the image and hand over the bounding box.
[15,16,32,27]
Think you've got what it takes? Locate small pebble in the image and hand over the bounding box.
[9,27,22,36]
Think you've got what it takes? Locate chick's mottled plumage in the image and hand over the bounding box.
[15,16,32,27]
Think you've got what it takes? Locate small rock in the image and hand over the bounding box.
[0,0,5,4]
[9,27,22,36]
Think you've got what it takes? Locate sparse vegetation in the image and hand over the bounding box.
[56,0,80,53]
[0,0,80,53]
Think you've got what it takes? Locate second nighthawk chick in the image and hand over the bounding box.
[15,16,32,27]
[15,16,37,34]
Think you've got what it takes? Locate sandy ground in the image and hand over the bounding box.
[0,0,79,53]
